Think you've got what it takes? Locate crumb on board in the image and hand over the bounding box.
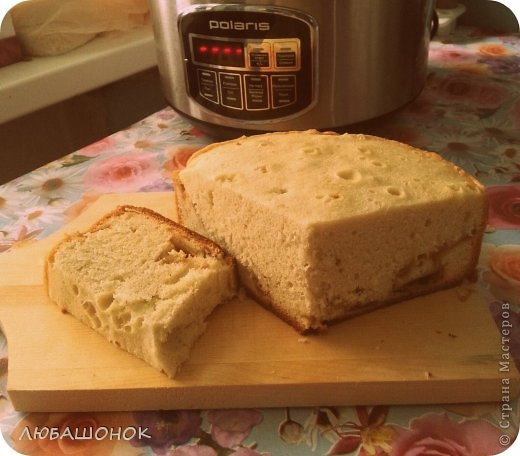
[425,371,433,379]
[297,337,309,344]
[456,286,473,302]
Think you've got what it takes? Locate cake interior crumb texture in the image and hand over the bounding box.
[45,206,236,377]
[175,131,488,332]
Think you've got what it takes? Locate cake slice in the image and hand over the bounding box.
[45,205,236,377]
[173,130,488,333]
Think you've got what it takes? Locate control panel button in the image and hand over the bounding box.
[247,42,271,68]
[244,75,269,110]
[274,41,299,69]
[197,69,219,103]
[271,75,297,108]
[219,72,243,109]
[276,52,297,68]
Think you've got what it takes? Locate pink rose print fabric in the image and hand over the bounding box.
[390,413,504,456]
[84,153,164,193]
[487,185,520,229]
[206,410,263,449]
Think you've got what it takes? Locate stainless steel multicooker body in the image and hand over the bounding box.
[149,0,435,136]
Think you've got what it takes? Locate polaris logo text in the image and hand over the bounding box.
[208,20,270,31]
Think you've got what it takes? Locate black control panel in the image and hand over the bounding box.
[179,7,315,121]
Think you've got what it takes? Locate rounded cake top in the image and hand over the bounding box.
[182,130,485,224]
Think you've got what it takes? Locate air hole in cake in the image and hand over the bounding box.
[358,147,372,155]
[97,294,114,311]
[270,188,288,195]
[82,301,96,317]
[215,174,236,183]
[302,147,320,155]
[386,187,403,196]
[371,161,383,167]
[447,184,460,191]
[123,325,132,333]
[72,284,79,296]
[329,193,341,200]
[255,165,269,174]
[113,311,131,329]
[91,315,101,329]
[336,169,361,181]
[82,301,101,328]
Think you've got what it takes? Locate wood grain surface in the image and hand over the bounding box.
[0,192,517,412]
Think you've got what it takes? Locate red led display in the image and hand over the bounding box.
[192,37,245,68]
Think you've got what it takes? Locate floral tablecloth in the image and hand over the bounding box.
[0,26,519,456]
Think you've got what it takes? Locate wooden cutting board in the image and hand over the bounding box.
[0,192,517,412]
